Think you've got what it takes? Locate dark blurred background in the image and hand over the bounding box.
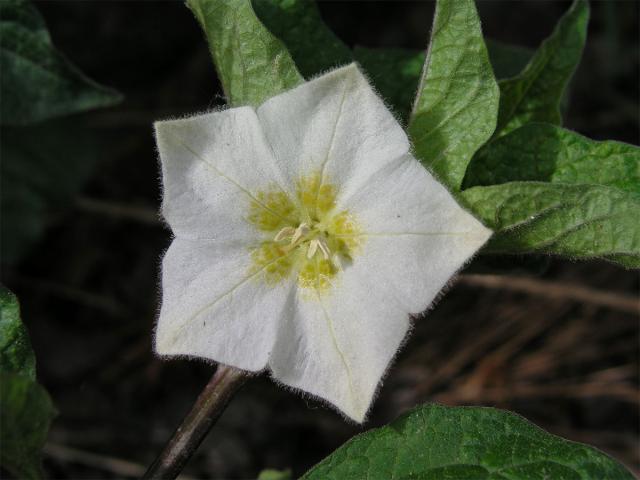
[2,1,638,478]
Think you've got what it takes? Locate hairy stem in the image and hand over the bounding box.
[143,365,248,479]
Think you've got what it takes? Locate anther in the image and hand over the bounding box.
[290,223,310,245]
[307,239,319,259]
[316,238,330,260]
[274,226,296,242]
[307,238,330,260]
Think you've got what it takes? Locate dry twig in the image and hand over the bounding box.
[44,443,196,480]
[458,274,640,314]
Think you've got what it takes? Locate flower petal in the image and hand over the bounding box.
[338,154,492,312]
[155,107,292,242]
[257,63,409,203]
[269,264,409,423]
[269,157,491,422]
[155,238,297,371]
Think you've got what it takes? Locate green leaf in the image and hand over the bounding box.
[485,39,533,80]
[0,287,55,480]
[0,373,56,480]
[0,287,35,379]
[251,0,420,122]
[236,0,523,130]
[495,0,589,137]
[465,123,640,195]
[0,121,106,263]
[251,1,420,122]
[603,254,640,270]
[353,40,529,125]
[252,0,351,78]
[461,182,640,268]
[301,404,634,480]
[257,468,292,480]
[353,47,424,124]
[187,0,303,107]
[408,0,499,191]
[0,0,122,126]
[0,0,122,262]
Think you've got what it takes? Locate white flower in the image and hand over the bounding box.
[154,64,491,422]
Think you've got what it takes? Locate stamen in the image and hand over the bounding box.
[317,238,330,260]
[307,239,319,259]
[306,238,331,260]
[274,226,296,242]
[332,253,343,271]
[291,223,309,245]
[275,222,335,262]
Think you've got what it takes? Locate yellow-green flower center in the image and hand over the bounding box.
[248,172,363,293]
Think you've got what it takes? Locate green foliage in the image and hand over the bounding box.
[0,287,35,379]
[301,404,634,480]
[408,0,499,191]
[0,0,121,126]
[450,0,638,268]
[353,40,531,125]
[465,123,640,195]
[251,0,422,122]
[257,468,292,480]
[192,0,638,271]
[0,373,56,480]
[485,39,533,80]
[246,0,534,128]
[0,122,106,263]
[354,47,424,124]
[461,182,640,267]
[353,39,533,126]
[0,288,55,480]
[0,0,102,473]
[462,122,640,268]
[494,0,589,137]
[0,0,122,263]
[187,0,303,107]
[252,0,350,78]
[251,0,531,125]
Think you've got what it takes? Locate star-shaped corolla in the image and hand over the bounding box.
[154,64,491,422]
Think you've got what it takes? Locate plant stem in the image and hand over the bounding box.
[142,365,248,480]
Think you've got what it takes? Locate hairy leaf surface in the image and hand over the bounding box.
[252,0,350,78]
[0,373,55,480]
[465,123,640,195]
[461,182,640,267]
[0,0,121,125]
[354,47,424,123]
[0,287,54,480]
[408,0,499,191]
[0,287,35,379]
[187,0,303,106]
[494,0,588,137]
[302,404,633,479]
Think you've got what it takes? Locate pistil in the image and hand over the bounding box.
[273,222,332,260]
